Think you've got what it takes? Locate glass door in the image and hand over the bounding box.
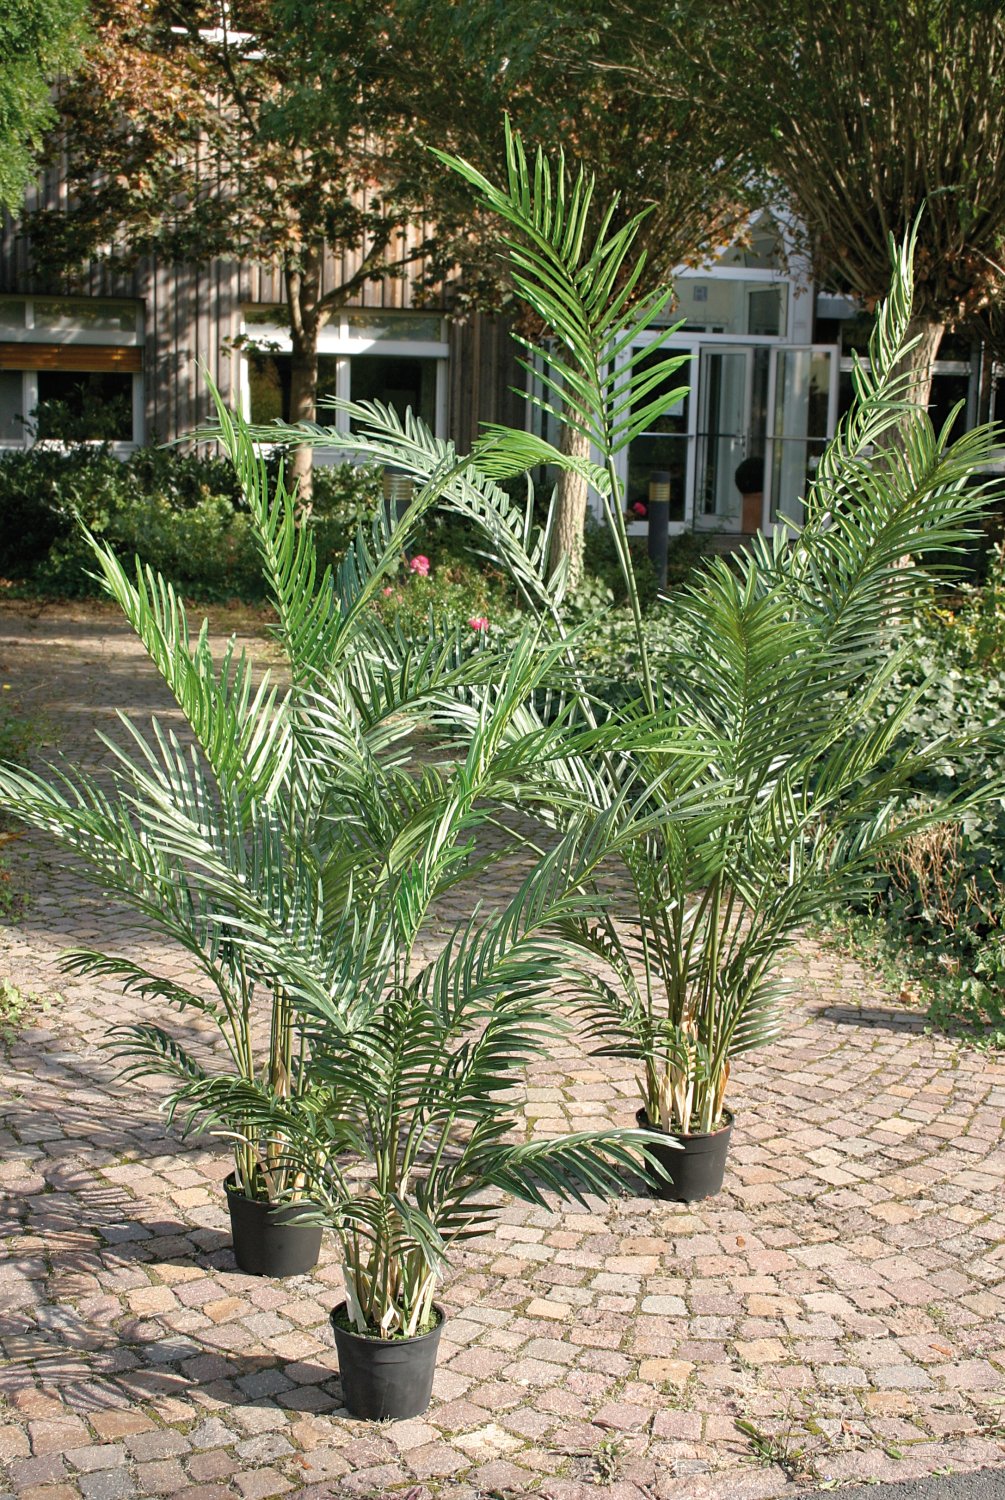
[766,346,839,526]
[624,341,698,529]
[695,346,751,529]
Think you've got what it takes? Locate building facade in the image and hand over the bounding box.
[1,192,999,535]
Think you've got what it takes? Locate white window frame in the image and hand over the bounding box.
[0,295,145,451]
[765,343,841,531]
[615,330,791,537]
[239,310,450,454]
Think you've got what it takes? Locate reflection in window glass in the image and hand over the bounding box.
[346,312,444,343]
[0,301,27,331]
[248,352,289,424]
[350,356,437,429]
[0,371,25,441]
[248,352,438,431]
[747,288,782,336]
[33,299,138,334]
[674,279,787,338]
[770,350,833,523]
[244,304,289,328]
[34,372,133,441]
[247,353,344,425]
[626,346,690,517]
[630,347,689,435]
[627,437,687,521]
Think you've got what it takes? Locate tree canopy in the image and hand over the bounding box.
[627,0,1005,400]
[0,0,85,211]
[28,0,445,490]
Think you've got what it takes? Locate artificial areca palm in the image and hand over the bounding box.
[442,139,1001,1135]
[0,392,605,1201]
[0,410,420,1198]
[259,126,1001,1148]
[0,383,683,1294]
[230,801,685,1337]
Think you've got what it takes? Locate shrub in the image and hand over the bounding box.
[372,551,513,636]
[0,446,391,601]
[845,594,1005,1044]
[0,697,38,921]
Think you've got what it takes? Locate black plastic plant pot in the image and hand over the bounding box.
[224,1174,323,1278]
[330,1303,445,1421]
[636,1108,734,1203]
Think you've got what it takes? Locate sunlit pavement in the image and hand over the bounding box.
[1,603,1003,1500]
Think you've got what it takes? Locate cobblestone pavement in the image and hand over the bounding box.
[1,602,1003,1500]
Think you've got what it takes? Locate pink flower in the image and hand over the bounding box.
[409,555,430,576]
[468,616,490,632]
[632,501,648,517]
[381,586,394,596]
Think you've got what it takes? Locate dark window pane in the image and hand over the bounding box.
[630,346,689,435]
[248,352,290,424]
[35,371,133,441]
[0,371,24,442]
[928,371,971,437]
[350,355,436,428]
[627,435,687,520]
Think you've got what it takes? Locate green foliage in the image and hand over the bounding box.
[0,693,37,921]
[0,447,395,600]
[0,390,666,1325]
[628,0,1005,328]
[0,978,50,1048]
[929,541,1005,670]
[372,553,511,637]
[0,0,86,210]
[839,582,1005,1047]
[432,133,1004,1126]
[580,518,706,613]
[32,385,133,445]
[266,128,1004,1136]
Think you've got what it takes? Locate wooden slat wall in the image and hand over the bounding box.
[0,172,516,447]
[448,311,525,454]
[0,342,142,371]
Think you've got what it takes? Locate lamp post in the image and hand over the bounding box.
[647,470,671,591]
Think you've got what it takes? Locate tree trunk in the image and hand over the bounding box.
[285,249,324,510]
[889,313,945,419]
[288,332,318,506]
[548,419,591,591]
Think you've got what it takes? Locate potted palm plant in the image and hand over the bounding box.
[0,395,539,1273]
[257,125,1001,1204]
[255,804,676,1420]
[428,134,1002,1199]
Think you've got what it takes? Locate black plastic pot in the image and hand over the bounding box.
[224,1174,323,1278]
[330,1302,444,1420]
[636,1108,733,1203]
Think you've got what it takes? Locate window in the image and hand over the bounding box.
[625,344,692,521]
[0,371,23,442]
[241,307,448,439]
[834,313,978,435]
[673,277,788,338]
[0,296,144,447]
[350,355,437,429]
[35,371,134,443]
[247,354,342,425]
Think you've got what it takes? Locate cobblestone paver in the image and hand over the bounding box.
[1,601,1003,1500]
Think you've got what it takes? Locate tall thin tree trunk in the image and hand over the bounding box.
[881,313,946,583]
[889,313,945,422]
[548,419,591,590]
[285,248,323,510]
